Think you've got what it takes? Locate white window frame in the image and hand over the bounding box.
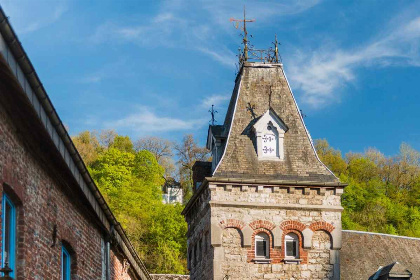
[255,233,270,259]
[284,233,299,259]
[253,109,287,161]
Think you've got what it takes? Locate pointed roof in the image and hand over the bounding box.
[212,62,339,184]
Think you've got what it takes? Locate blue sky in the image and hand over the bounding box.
[2,0,420,156]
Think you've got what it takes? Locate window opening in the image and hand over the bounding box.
[62,245,71,280]
[284,233,299,258]
[255,233,269,258]
[2,193,16,277]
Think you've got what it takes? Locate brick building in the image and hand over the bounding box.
[0,7,151,280]
[183,59,420,279]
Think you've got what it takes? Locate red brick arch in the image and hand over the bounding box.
[279,220,306,231]
[309,221,335,233]
[219,219,245,230]
[249,220,275,230]
[247,228,282,263]
[281,229,308,264]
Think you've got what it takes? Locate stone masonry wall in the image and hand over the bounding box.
[209,183,342,280]
[187,207,213,280]
[0,91,137,279]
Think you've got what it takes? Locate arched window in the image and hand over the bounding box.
[284,233,299,259]
[2,193,16,277]
[255,233,270,259]
[61,245,71,280]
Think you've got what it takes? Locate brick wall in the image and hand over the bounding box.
[0,88,137,279]
[111,250,135,280]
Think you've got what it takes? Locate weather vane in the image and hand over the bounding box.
[209,105,218,125]
[230,6,255,62]
[272,34,281,63]
[230,8,281,64]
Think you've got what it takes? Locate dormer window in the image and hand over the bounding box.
[253,109,288,160]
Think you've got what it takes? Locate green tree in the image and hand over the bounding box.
[73,130,189,274]
[315,139,347,176]
[175,134,209,201]
[72,131,101,165]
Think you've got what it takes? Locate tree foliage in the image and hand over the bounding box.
[315,139,420,237]
[73,129,420,274]
[175,134,209,201]
[73,131,189,274]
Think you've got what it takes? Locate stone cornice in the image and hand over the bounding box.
[209,201,343,212]
[208,177,347,187]
[182,178,345,216]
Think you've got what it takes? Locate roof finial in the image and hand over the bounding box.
[273,34,281,63]
[230,6,255,63]
[209,105,218,125]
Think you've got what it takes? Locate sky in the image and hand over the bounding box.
[2,0,420,156]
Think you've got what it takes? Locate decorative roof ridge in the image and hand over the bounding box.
[343,230,420,241]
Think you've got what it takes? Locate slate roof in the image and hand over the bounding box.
[368,262,412,280]
[209,125,225,138]
[341,230,420,280]
[212,63,338,184]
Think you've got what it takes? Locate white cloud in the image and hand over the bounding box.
[288,15,420,108]
[201,94,230,109]
[0,0,68,34]
[197,47,237,68]
[107,106,206,133]
[91,0,321,68]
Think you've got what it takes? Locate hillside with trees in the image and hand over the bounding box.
[315,139,420,237]
[72,130,420,274]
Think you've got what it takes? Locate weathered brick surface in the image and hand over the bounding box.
[214,64,338,183]
[280,220,307,231]
[0,86,137,279]
[111,250,135,280]
[309,221,335,233]
[249,220,275,230]
[220,219,245,230]
[247,228,282,263]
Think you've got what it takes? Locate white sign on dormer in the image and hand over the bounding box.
[253,109,288,160]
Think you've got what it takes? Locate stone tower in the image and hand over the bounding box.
[182,62,345,280]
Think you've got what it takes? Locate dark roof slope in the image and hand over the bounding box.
[213,63,338,183]
[341,230,420,280]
